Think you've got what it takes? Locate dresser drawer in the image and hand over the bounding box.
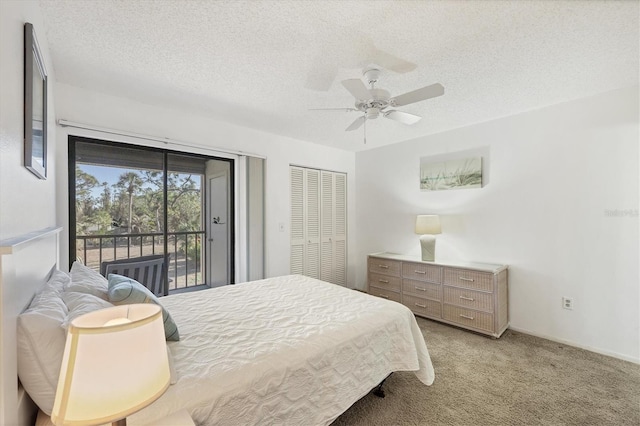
[443,268,493,292]
[368,273,401,293]
[403,294,441,319]
[403,279,441,301]
[402,262,442,283]
[443,286,493,313]
[443,304,494,333]
[366,253,508,338]
[368,258,401,277]
[368,286,401,303]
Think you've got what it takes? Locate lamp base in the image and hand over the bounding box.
[419,235,437,262]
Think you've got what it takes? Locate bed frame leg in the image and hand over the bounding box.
[373,373,392,398]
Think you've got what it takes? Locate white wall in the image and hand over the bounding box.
[0,1,57,240]
[355,88,639,362]
[54,83,356,284]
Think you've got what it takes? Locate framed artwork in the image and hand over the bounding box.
[24,22,48,179]
[420,156,482,191]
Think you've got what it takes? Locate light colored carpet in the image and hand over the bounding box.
[332,317,640,425]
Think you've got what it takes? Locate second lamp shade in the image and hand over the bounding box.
[415,215,442,235]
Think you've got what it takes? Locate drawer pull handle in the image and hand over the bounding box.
[459,296,475,301]
[378,294,389,299]
[378,265,389,269]
[459,277,474,282]
[415,303,427,308]
[414,270,426,275]
[415,287,426,291]
[459,314,475,320]
[378,279,389,283]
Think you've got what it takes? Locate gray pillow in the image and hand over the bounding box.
[107,274,180,341]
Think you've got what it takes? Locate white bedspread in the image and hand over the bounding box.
[128,275,434,426]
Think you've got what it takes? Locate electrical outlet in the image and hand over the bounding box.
[562,297,573,310]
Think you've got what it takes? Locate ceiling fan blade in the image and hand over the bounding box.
[384,110,422,125]
[309,107,358,112]
[341,79,371,100]
[345,116,366,131]
[370,48,417,74]
[392,83,445,107]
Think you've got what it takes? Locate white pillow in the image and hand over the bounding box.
[28,269,70,303]
[68,261,109,300]
[17,271,71,415]
[61,291,114,329]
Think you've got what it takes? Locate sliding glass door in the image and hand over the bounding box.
[69,136,234,292]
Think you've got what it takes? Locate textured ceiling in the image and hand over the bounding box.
[39,0,639,152]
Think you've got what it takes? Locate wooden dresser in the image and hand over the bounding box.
[367,252,509,338]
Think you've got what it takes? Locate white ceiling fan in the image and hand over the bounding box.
[311,67,444,143]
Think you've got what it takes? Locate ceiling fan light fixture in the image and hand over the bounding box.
[365,107,380,119]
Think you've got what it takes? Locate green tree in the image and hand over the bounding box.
[75,166,100,234]
[88,210,113,233]
[100,182,111,211]
[167,173,201,232]
[115,172,144,233]
[76,168,203,245]
[141,171,164,232]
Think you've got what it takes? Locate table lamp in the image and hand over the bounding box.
[415,215,442,262]
[51,304,170,426]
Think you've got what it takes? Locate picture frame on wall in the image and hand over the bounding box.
[420,156,482,191]
[24,22,48,180]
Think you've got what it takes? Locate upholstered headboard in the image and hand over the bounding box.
[0,227,61,426]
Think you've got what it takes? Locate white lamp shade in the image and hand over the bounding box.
[415,215,442,235]
[51,304,170,426]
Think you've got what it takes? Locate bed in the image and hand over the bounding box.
[1,229,434,426]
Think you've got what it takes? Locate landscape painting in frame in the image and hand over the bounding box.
[420,157,482,191]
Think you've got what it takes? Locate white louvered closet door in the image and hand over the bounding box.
[291,166,346,286]
[290,167,305,275]
[320,171,334,283]
[333,172,347,286]
[304,169,321,278]
[290,167,321,279]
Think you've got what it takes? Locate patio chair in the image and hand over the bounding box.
[101,254,169,297]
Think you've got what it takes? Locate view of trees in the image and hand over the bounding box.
[76,165,203,236]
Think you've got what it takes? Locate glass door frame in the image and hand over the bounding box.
[68,135,235,288]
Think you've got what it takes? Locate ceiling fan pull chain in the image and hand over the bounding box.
[364,117,367,144]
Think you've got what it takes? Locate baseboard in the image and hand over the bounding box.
[508,326,640,364]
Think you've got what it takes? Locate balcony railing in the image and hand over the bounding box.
[76,231,206,292]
